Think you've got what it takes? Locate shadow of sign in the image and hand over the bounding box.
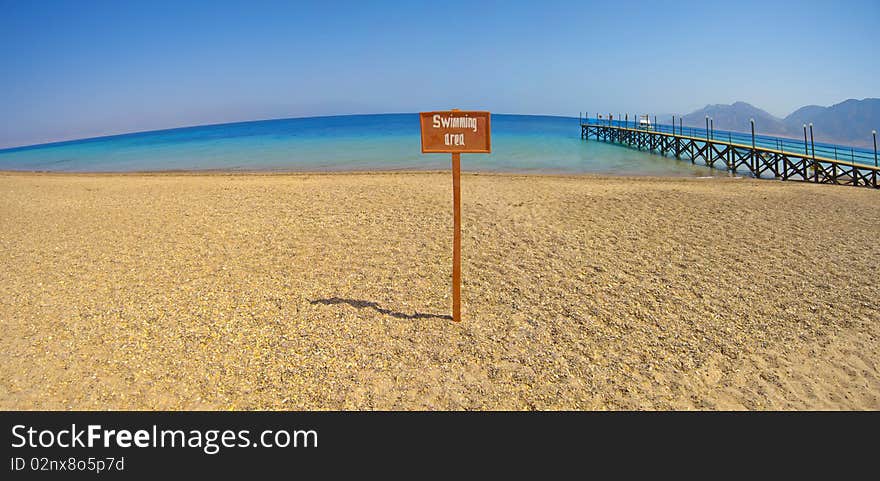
[309,297,453,321]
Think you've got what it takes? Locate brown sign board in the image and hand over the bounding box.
[420,111,491,153]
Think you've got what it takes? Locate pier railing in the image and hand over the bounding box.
[579,116,879,189]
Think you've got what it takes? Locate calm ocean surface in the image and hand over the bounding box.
[0,114,713,176]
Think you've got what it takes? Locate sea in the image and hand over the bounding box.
[0,113,714,176]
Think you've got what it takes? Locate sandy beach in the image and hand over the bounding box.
[0,171,878,410]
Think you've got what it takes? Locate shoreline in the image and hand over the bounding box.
[0,169,748,183]
[0,168,735,178]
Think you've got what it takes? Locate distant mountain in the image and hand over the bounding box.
[679,98,879,148]
[783,105,825,127]
[681,101,787,136]
[782,98,880,147]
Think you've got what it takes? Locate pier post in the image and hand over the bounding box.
[810,123,817,182]
[782,143,788,181]
[705,116,710,165]
[873,130,877,167]
[728,135,734,173]
[803,124,809,181]
[710,118,715,166]
[803,125,808,155]
[750,119,756,176]
[850,149,856,186]
[873,130,877,187]
[673,116,680,159]
[580,112,583,139]
[871,130,880,189]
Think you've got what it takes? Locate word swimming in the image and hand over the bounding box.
[432,114,478,133]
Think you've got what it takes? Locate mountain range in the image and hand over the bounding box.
[680,98,879,148]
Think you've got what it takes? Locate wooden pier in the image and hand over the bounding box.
[581,121,879,189]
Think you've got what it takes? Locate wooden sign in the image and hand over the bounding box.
[420,111,491,153]
[419,110,492,322]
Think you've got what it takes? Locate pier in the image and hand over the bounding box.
[580,115,879,189]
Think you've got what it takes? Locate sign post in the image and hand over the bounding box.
[452,150,461,323]
[419,110,491,322]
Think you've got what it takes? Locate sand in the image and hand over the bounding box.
[0,171,878,410]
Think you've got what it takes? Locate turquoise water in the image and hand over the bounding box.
[0,113,712,176]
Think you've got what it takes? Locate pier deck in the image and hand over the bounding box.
[581,121,879,189]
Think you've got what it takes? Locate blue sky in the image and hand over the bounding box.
[1,0,877,148]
